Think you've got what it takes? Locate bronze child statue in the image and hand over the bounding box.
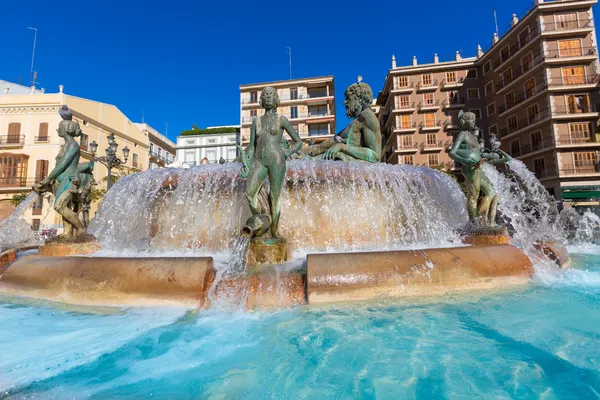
[448,111,512,227]
[239,87,303,238]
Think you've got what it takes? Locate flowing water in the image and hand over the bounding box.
[0,193,42,250]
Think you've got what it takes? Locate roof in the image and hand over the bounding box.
[240,75,334,89]
[0,79,45,95]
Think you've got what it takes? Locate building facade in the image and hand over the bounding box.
[377,0,600,207]
[135,123,176,169]
[0,81,151,231]
[239,76,336,144]
[176,126,239,165]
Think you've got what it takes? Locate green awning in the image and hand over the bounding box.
[562,191,600,199]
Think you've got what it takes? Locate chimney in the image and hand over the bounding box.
[434,53,439,64]
[59,84,64,93]
[392,54,396,69]
[412,56,418,67]
[3,88,9,96]
[493,32,499,44]
[30,85,36,94]
[455,51,462,61]
[477,44,484,58]
[512,14,519,27]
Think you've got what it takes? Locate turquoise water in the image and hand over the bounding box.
[2,252,600,399]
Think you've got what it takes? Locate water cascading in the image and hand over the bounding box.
[0,193,42,250]
[89,161,468,254]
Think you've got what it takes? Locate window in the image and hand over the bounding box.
[290,88,298,100]
[421,74,433,86]
[533,158,546,176]
[37,123,49,141]
[394,76,409,89]
[472,109,482,120]
[32,196,43,216]
[467,69,477,79]
[7,123,21,144]
[485,82,494,96]
[521,52,533,73]
[505,91,515,109]
[487,103,496,116]
[401,135,413,148]
[428,154,439,167]
[570,123,591,142]
[559,39,582,57]
[424,113,436,127]
[206,150,217,163]
[398,115,412,129]
[511,139,520,155]
[518,27,531,48]
[524,77,536,98]
[423,93,435,106]
[0,154,28,187]
[185,140,194,146]
[290,106,298,119]
[250,91,258,103]
[35,160,49,182]
[31,219,41,231]
[227,148,237,161]
[402,155,414,165]
[446,71,457,84]
[308,105,327,116]
[80,133,89,151]
[396,95,411,109]
[483,62,491,74]
[567,94,590,113]
[508,115,518,132]
[500,45,510,63]
[490,125,498,137]
[556,13,578,30]
[562,66,586,85]
[574,152,597,171]
[527,104,540,123]
[531,131,543,151]
[308,124,329,136]
[448,110,459,124]
[308,87,327,98]
[132,153,139,168]
[250,109,257,117]
[184,151,195,164]
[502,68,513,85]
[467,89,479,99]
[447,91,460,104]
[426,133,437,145]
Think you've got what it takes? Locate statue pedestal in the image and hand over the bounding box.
[38,234,101,257]
[247,237,291,266]
[462,225,509,246]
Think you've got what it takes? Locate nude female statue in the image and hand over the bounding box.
[240,87,303,238]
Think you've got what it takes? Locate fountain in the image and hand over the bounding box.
[0,87,565,309]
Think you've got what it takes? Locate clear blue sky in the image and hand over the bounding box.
[1,0,596,141]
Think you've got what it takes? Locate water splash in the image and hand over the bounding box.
[226,235,251,276]
[90,161,468,254]
[0,192,42,250]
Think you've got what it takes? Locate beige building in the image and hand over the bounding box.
[377,0,600,207]
[239,76,336,144]
[135,123,176,169]
[0,81,151,231]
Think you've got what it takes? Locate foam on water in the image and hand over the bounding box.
[0,193,42,249]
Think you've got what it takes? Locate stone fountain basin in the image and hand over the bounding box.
[0,245,533,308]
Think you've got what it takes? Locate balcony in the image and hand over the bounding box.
[391,82,415,93]
[557,135,600,147]
[560,164,600,176]
[553,105,598,118]
[499,108,551,138]
[443,120,460,130]
[421,141,444,151]
[0,177,39,189]
[0,135,25,148]
[419,121,442,131]
[545,46,598,62]
[392,102,416,113]
[418,100,440,111]
[389,122,418,134]
[492,25,542,71]
[548,74,600,90]
[416,80,439,91]
[442,97,466,108]
[397,143,419,153]
[517,137,555,156]
[34,136,50,143]
[441,78,464,89]
[541,18,594,37]
[498,80,547,115]
[495,52,545,92]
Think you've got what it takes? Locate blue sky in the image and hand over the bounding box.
[1,0,597,141]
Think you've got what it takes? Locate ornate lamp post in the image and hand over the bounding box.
[89,133,130,190]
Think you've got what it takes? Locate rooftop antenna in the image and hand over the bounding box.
[142,110,145,123]
[165,121,168,136]
[285,46,292,79]
[27,27,38,86]
[493,9,499,36]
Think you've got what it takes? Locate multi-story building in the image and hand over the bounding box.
[239,76,336,144]
[176,126,239,165]
[0,81,151,230]
[135,123,176,169]
[377,0,600,207]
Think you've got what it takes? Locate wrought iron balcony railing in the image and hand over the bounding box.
[0,135,25,146]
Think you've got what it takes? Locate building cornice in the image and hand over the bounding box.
[0,105,60,114]
[240,76,334,90]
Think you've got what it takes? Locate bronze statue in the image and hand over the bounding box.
[239,87,303,238]
[300,80,381,162]
[33,106,87,239]
[449,111,512,227]
[77,161,96,227]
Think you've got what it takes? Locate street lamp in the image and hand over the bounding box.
[89,133,130,190]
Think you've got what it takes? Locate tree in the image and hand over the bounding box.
[10,192,29,207]
[91,165,138,204]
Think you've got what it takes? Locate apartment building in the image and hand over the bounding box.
[239,76,335,144]
[135,123,176,169]
[176,126,239,165]
[377,0,600,207]
[0,81,151,230]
